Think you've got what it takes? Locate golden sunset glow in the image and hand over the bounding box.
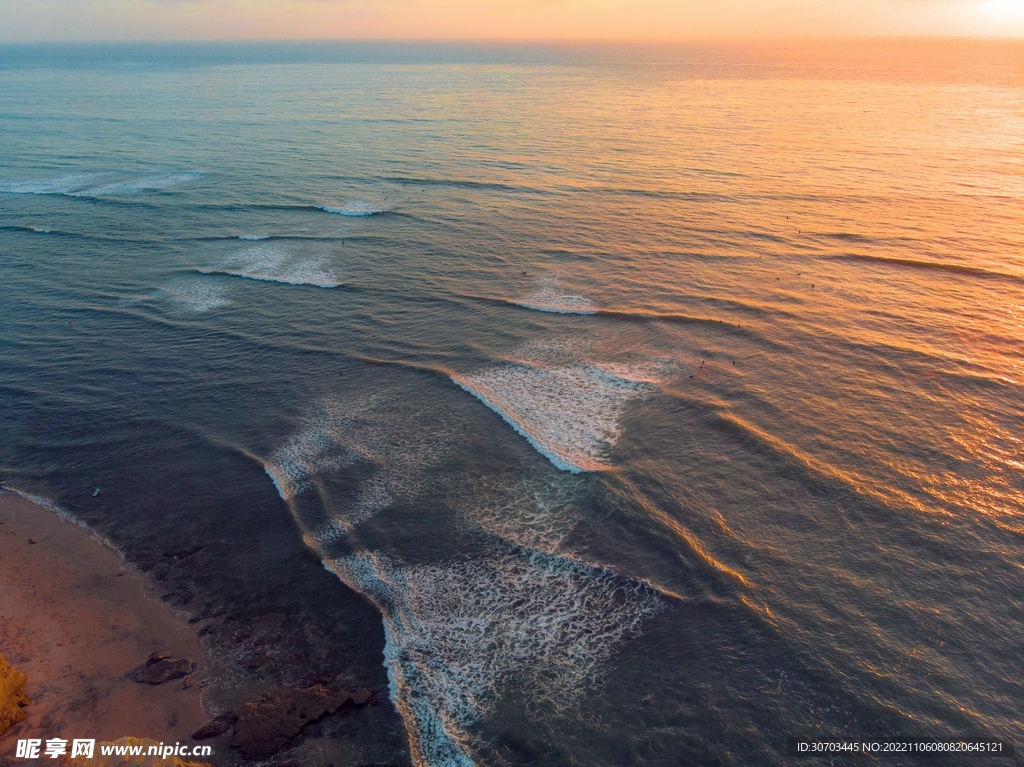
[982,0,1024,21]
[2,0,1024,41]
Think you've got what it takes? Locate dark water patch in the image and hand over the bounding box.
[821,232,876,243]
[834,252,1024,285]
[597,308,789,348]
[380,175,542,194]
[708,409,966,525]
[824,333,1021,396]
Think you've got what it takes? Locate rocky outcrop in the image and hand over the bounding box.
[192,684,372,760]
[130,652,194,685]
[0,651,29,736]
[190,711,237,740]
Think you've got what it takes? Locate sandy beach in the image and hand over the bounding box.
[0,490,210,760]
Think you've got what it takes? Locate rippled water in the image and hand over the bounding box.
[1,41,1022,766]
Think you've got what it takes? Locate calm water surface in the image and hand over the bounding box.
[1,41,1022,767]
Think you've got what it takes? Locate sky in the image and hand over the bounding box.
[1,0,1024,42]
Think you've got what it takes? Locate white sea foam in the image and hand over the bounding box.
[161,280,230,313]
[449,475,584,554]
[453,358,658,473]
[265,421,359,502]
[238,234,270,241]
[0,172,200,197]
[119,279,229,313]
[73,171,202,197]
[265,397,444,536]
[326,547,665,767]
[302,474,396,547]
[32,227,51,234]
[209,244,341,288]
[266,389,665,766]
[514,277,597,315]
[319,200,388,216]
[0,174,98,195]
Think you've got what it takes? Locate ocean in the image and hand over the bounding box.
[0,40,1021,766]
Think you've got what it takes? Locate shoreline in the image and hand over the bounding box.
[0,490,210,758]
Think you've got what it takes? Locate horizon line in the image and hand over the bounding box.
[4,34,1024,45]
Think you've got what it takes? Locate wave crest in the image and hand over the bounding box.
[514,278,597,314]
[452,343,671,472]
[205,244,341,288]
[319,200,389,216]
[327,547,665,766]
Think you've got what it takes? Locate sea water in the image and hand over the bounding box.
[1,41,1022,766]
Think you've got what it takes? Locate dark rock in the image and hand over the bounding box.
[163,545,204,560]
[230,685,373,760]
[192,711,238,740]
[350,687,373,706]
[131,657,194,684]
[147,651,171,665]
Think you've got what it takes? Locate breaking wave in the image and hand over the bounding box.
[203,244,341,288]
[0,174,99,195]
[161,280,230,313]
[72,172,202,197]
[319,200,389,216]
[264,396,452,537]
[264,418,359,502]
[449,474,585,555]
[260,387,670,766]
[119,279,230,314]
[514,278,597,314]
[326,546,665,767]
[0,172,201,197]
[452,343,671,472]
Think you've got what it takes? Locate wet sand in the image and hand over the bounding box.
[0,491,209,756]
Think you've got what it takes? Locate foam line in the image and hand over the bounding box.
[261,391,668,766]
[264,417,359,501]
[119,280,230,314]
[264,396,450,537]
[0,486,126,558]
[452,361,656,473]
[514,278,597,315]
[74,172,202,197]
[162,280,230,313]
[0,174,98,195]
[205,244,342,288]
[0,172,201,197]
[326,547,664,767]
[207,269,341,288]
[319,200,389,216]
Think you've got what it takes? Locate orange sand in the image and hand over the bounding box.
[0,492,209,756]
